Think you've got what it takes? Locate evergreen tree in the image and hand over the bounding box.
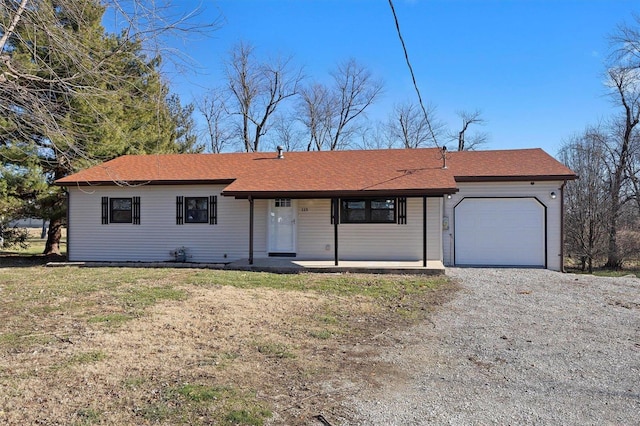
[1,0,199,254]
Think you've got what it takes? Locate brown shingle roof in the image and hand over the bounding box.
[55,147,576,197]
[447,148,576,181]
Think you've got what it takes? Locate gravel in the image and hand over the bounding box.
[345,268,640,425]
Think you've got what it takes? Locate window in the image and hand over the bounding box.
[341,198,396,223]
[176,196,217,225]
[274,198,291,207]
[102,197,140,224]
[111,198,132,223]
[185,197,208,223]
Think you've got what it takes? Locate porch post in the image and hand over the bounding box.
[333,197,339,266]
[248,196,254,265]
[423,196,427,268]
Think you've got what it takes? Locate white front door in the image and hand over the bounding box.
[268,198,296,254]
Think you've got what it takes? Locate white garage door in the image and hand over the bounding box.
[454,198,545,267]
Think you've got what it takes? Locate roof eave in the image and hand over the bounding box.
[55,179,236,187]
[454,174,577,183]
[222,188,460,199]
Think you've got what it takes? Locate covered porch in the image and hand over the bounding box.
[240,195,448,269]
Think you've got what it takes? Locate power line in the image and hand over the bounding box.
[387,0,440,148]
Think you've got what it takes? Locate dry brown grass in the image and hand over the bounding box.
[0,264,457,425]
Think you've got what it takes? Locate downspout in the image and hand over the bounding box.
[65,188,69,261]
[560,181,567,273]
[423,196,427,268]
[248,196,254,265]
[333,197,339,266]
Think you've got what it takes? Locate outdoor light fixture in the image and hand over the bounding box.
[550,191,557,199]
[446,194,452,199]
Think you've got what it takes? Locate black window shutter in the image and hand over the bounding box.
[176,196,184,225]
[132,196,141,225]
[209,195,217,225]
[101,197,109,225]
[397,197,407,225]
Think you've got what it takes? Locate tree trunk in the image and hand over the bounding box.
[604,193,621,269]
[43,217,63,256]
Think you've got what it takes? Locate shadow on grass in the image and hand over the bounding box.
[0,252,67,267]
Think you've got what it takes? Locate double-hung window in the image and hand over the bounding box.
[185,197,208,223]
[111,198,132,223]
[341,198,396,223]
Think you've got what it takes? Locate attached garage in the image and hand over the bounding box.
[454,197,546,268]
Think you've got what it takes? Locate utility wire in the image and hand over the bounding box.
[387,0,441,148]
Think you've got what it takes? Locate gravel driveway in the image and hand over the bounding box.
[346,268,640,425]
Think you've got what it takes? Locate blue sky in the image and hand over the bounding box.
[160,0,639,155]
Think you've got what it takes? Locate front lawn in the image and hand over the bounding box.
[0,264,455,425]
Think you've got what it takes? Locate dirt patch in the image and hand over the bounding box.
[0,269,457,425]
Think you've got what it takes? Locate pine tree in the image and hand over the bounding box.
[1,0,199,255]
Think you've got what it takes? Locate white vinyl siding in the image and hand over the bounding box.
[67,185,268,263]
[296,199,334,259]
[67,188,441,264]
[442,181,564,271]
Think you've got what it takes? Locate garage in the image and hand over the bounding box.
[454,198,546,267]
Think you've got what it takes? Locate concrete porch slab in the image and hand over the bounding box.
[226,258,446,275]
[46,259,445,275]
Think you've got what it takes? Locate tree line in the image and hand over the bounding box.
[195,40,486,154]
[559,16,640,270]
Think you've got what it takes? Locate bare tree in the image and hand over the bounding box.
[327,58,384,150]
[559,131,610,272]
[354,123,397,150]
[386,101,441,148]
[196,88,232,153]
[297,83,332,151]
[268,113,303,152]
[600,18,640,268]
[628,138,640,215]
[454,109,488,151]
[296,59,383,150]
[225,41,304,152]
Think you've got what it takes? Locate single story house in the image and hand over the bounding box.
[55,147,577,271]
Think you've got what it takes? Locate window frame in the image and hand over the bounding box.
[110,197,133,224]
[274,198,291,208]
[184,196,209,224]
[340,198,397,224]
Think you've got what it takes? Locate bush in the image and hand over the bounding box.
[0,225,29,250]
